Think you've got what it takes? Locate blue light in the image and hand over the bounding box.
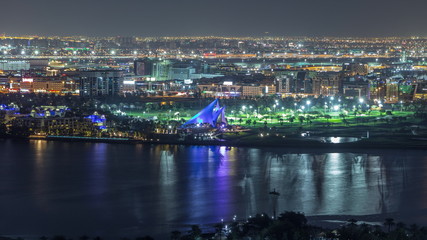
[182,99,227,128]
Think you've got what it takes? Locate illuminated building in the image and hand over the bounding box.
[342,76,370,99]
[242,85,263,97]
[134,58,153,76]
[312,72,342,96]
[342,63,369,76]
[181,99,226,128]
[0,60,30,70]
[170,67,196,80]
[79,70,124,97]
[152,60,172,81]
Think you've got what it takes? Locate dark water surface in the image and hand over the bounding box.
[1,139,427,238]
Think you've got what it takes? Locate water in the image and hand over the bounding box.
[0,139,427,239]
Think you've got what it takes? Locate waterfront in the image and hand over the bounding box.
[0,139,427,239]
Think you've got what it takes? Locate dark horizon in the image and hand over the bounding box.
[2,33,427,38]
[1,0,426,37]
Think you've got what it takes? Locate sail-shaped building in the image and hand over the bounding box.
[181,99,227,128]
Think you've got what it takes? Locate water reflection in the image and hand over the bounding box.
[0,140,426,239]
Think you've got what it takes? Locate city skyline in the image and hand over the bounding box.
[2,0,427,37]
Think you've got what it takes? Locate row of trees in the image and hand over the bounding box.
[5,213,426,240]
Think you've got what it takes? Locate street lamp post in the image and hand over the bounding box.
[359,98,364,110]
[269,189,280,219]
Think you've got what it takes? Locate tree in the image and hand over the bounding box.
[347,218,358,226]
[214,223,223,240]
[52,236,66,240]
[170,231,181,240]
[384,218,395,232]
[79,235,90,240]
[188,225,201,239]
[0,123,7,136]
[298,116,305,125]
[135,236,154,240]
[278,211,307,228]
[343,119,350,126]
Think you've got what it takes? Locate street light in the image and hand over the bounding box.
[306,100,311,111]
[269,189,280,219]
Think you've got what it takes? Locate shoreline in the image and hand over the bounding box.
[1,135,426,151]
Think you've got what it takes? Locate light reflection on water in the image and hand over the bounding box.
[0,140,426,239]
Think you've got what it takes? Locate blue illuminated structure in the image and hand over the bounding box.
[182,99,227,128]
[86,114,106,124]
[85,114,107,130]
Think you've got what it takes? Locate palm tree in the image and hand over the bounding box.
[170,230,181,240]
[188,225,201,239]
[79,235,90,240]
[214,223,223,239]
[298,116,305,125]
[347,218,358,226]
[384,218,395,232]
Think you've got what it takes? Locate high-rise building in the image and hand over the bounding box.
[342,63,369,76]
[79,70,123,97]
[0,60,30,70]
[170,67,196,80]
[134,58,153,76]
[152,60,172,81]
[312,72,342,96]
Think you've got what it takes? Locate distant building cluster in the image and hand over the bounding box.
[1,104,107,137]
[0,36,426,102]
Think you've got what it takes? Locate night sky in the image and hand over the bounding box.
[1,0,426,37]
